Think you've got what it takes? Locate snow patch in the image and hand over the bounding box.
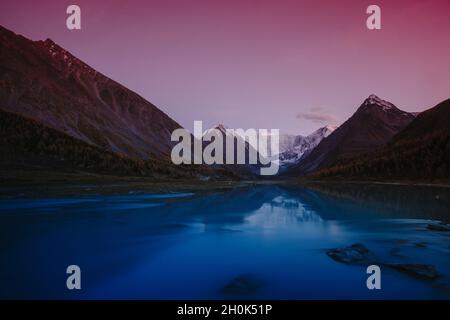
[277,125,336,166]
[364,94,396,112]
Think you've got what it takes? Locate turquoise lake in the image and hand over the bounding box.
[1,183,449,299]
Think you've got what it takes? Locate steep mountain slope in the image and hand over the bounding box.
[312,98,450,181]
[392,98,450,142]
[291,95,415,173]
[0,110,236,181]
[0,108,203,179]
[279,125,336,166]
[0,25,181,160]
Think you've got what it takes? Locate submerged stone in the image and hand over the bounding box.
[414,242,427,248]
[427,223,450,232]
[222,274,263,294]
[326,243,370,264]
[386,263,439,280]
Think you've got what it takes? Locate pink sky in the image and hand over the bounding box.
[1,0,449,135]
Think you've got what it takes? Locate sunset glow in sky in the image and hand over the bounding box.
[1,0,449,135]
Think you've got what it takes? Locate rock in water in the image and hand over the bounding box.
[414,242,427,248]
[427,223,450,232]
[222,274,263,294]
[326,243,370,264]
[327,244,440,281]
[386,263,439,280]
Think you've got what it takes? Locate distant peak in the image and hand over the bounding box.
[204,124,230,136]
[362,94,397,111]
[312,125,337,134]
[215,123,227,130]
[308,125,336,139]
[212,124,228,134]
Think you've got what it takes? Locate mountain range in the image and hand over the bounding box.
[0,25,448,181]
[288,94,416,174]
[311,98,450,181]
[278,125,336,167]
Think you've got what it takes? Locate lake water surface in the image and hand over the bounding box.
[1,183,450,299]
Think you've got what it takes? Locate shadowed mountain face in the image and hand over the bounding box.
[0,25,181,160]
[392,98,450,143]
[311,98,450,181]
[290,95,415,174]
[0,108,217,179]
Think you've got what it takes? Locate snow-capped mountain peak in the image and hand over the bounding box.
[361,95,414,118]
[362,94,397,112]
[203,124,336,167]
[311,125,337,138]
[278,125,337,166]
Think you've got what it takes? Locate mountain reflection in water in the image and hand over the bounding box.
[0,183,449,299]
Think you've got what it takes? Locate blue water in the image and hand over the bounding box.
[0,184,449,299]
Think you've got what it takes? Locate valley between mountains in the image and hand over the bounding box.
[1,25,449,184]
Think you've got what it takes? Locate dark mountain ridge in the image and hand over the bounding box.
[0,25,181,160]
[0,108,216,179]
[311,98,450,181]
[289,95,415,174]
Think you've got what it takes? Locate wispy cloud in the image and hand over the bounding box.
[296,107,338,124]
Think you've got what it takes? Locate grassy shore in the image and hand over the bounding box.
[1,167,449,199]
[0,168,268,198]
[296,178,450,188]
